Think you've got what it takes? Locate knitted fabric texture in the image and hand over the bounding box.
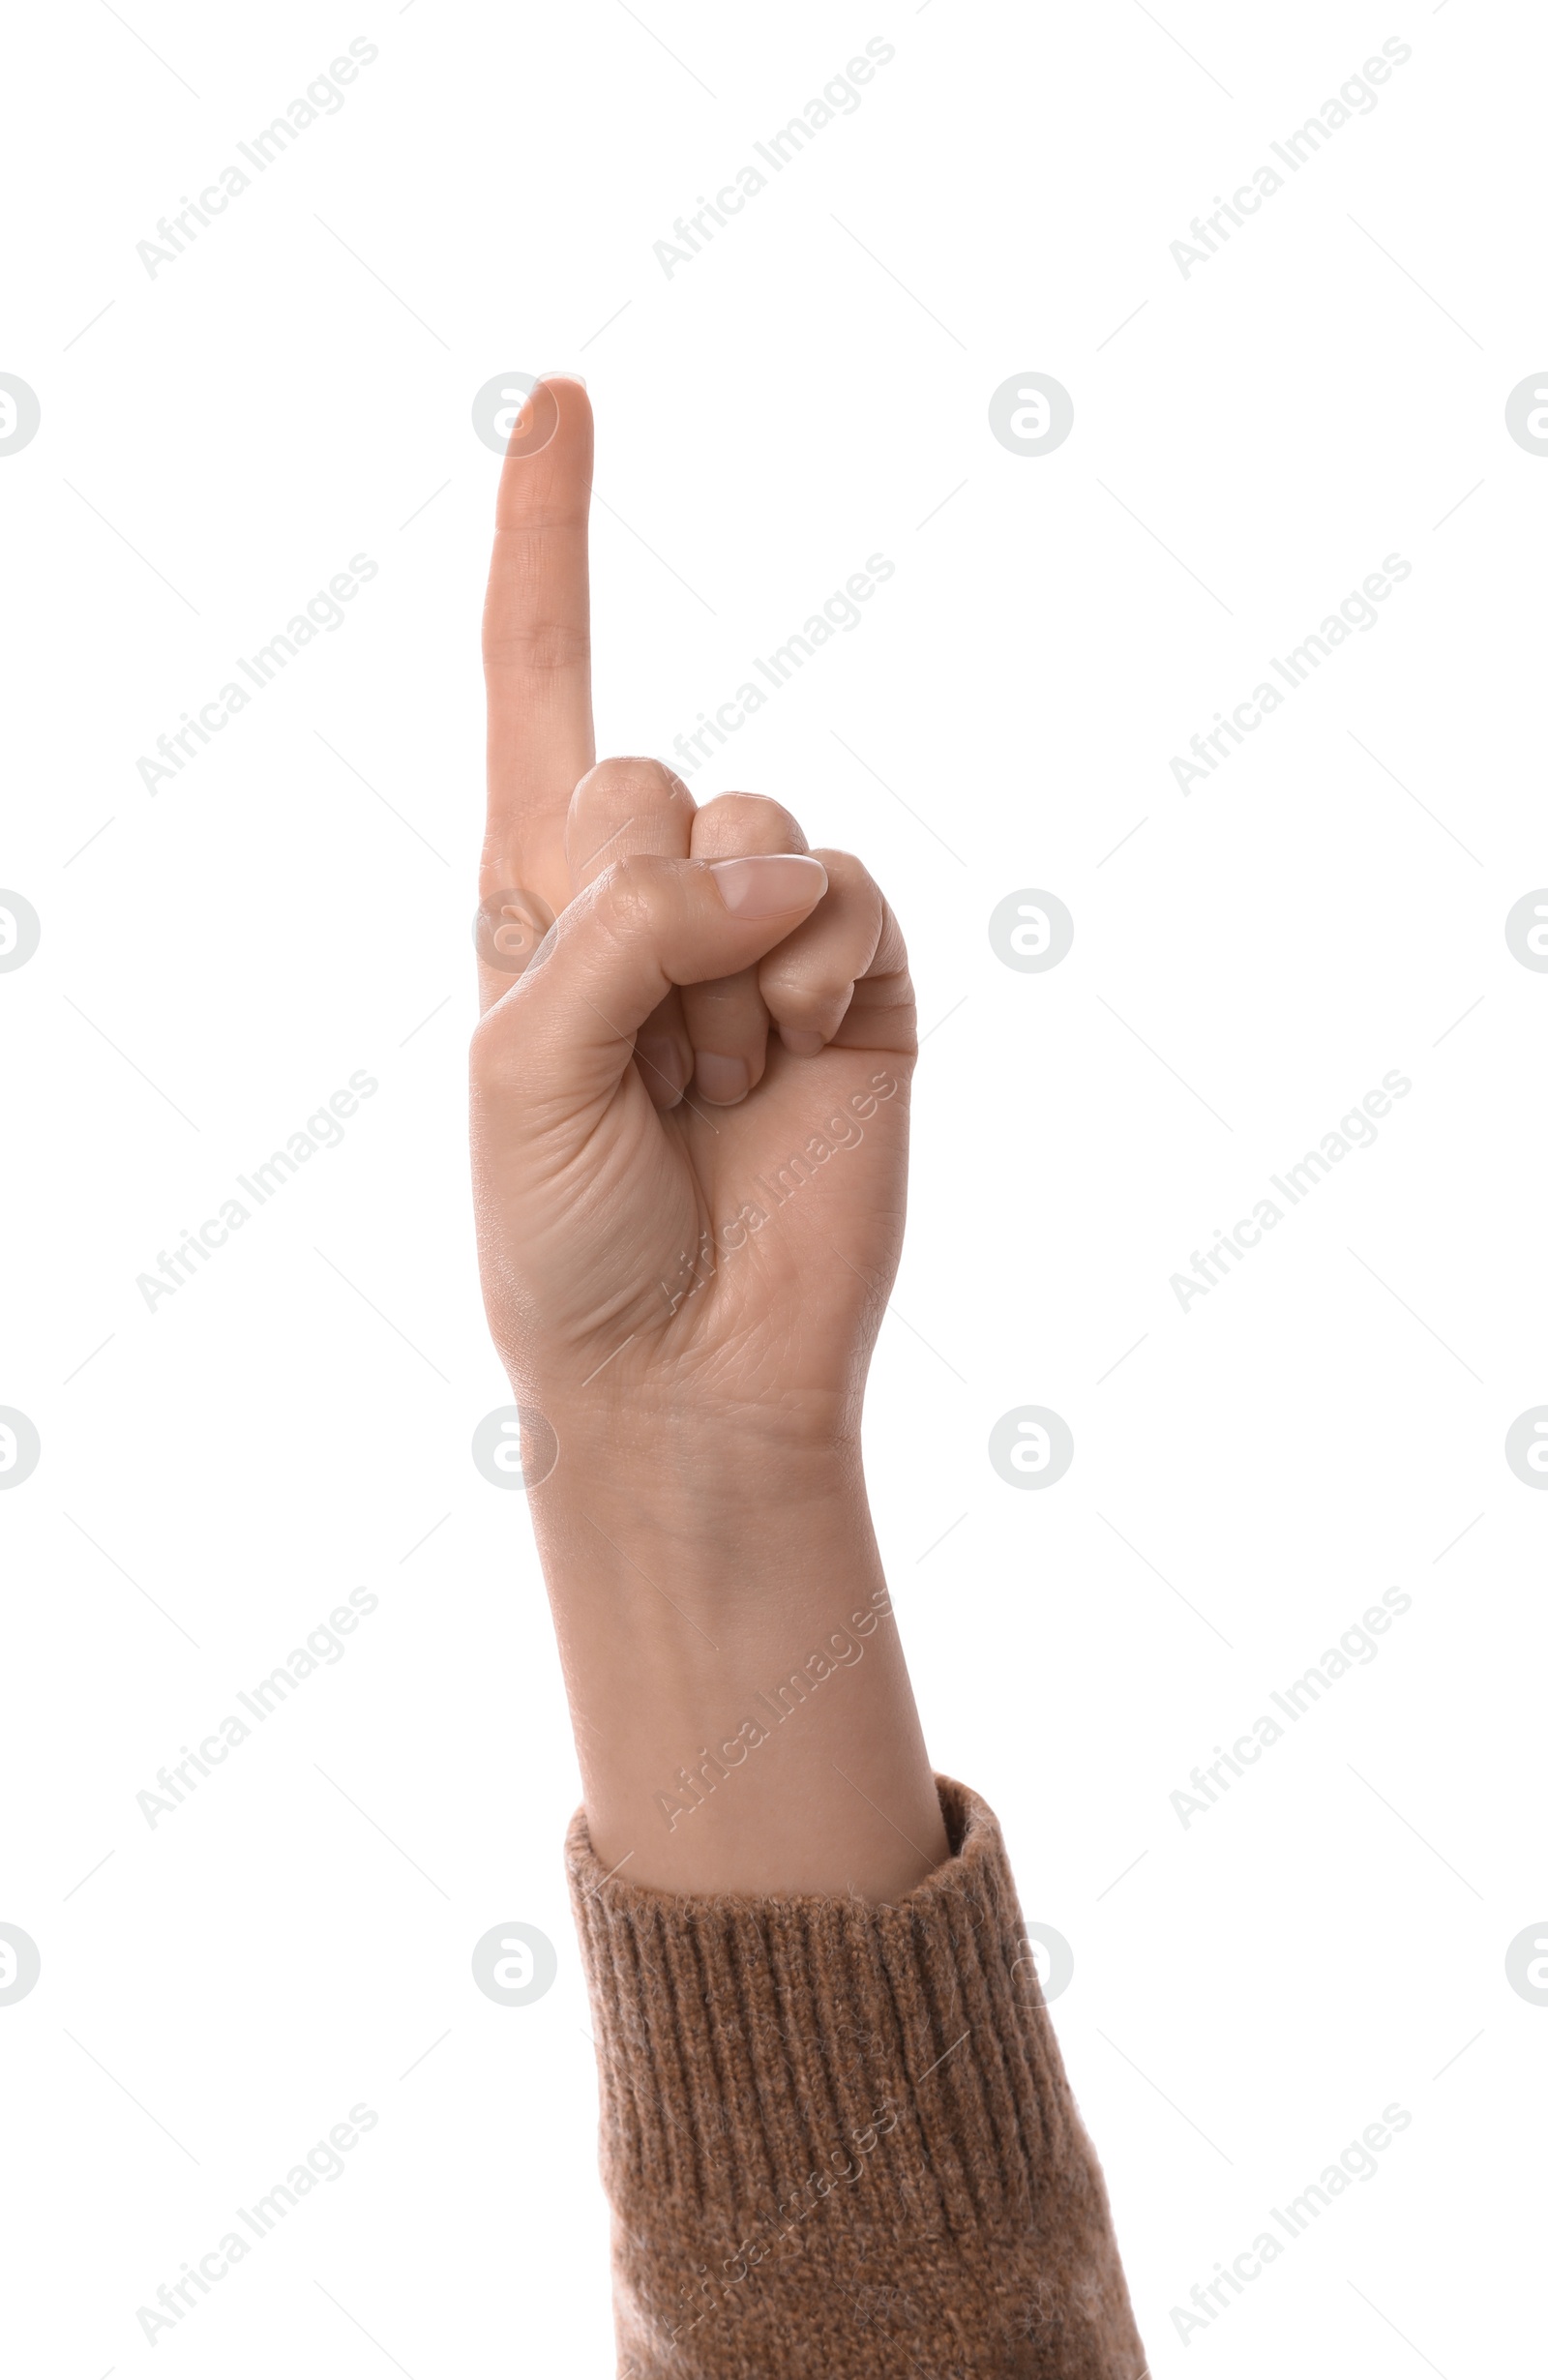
[566,1774,1147,2377]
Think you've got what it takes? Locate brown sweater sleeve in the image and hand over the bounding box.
[566,1774,1148,2378]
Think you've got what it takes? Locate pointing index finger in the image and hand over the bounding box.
[481,376,595,917]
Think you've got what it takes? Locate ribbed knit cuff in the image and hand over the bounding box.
[566,1775,1146,2378]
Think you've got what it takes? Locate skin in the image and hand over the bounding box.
[470,377,947,1898]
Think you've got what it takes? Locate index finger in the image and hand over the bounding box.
[481,376,595,919]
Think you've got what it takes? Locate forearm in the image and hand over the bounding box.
[526,1420,948,1898]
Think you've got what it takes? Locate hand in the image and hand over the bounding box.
[469,378,945,1895]
[471,378,917,1466]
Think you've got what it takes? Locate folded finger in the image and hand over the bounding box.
[758,848,915,1056]
[566,756,697,1108]
[682,794,807,1105]
[472,852,830,1132]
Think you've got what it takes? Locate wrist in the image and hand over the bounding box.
[522,1392,864,1551]
[527,1421,869,1621]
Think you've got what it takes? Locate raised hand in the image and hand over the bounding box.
[469,378,944,1895]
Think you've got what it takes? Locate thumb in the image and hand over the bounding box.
[475,850,828,1104]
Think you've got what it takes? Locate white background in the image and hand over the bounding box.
[3,1,1544,2371]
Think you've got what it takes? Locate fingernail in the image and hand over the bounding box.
[780,1026,825,1056]
[695,1053,750,1105]
[708,854,827,918]
[538,371,586,387]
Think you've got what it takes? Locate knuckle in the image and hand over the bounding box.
[760,954,848,1011]
[580,755,687,807]
[483,618,591,674]
[693,791,807,853]
[810,846,872,895]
